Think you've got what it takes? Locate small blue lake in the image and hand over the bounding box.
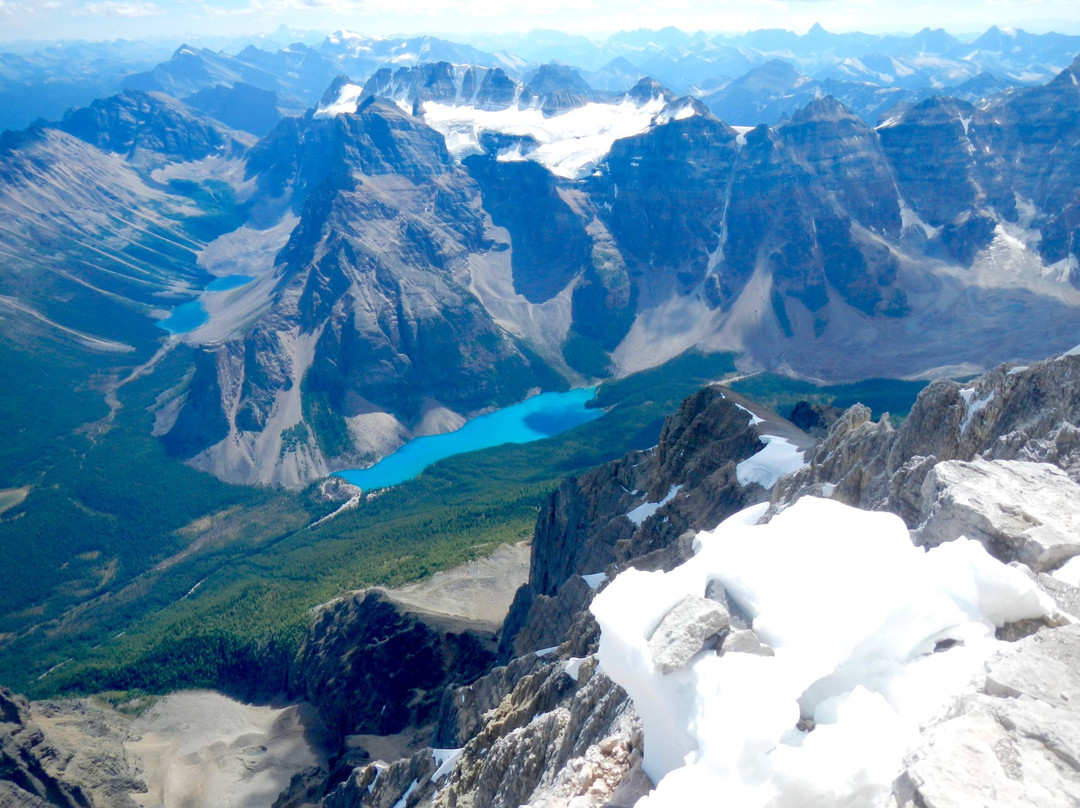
[335,387,606,491]
[157,275,254,335]
[205,275,254,292]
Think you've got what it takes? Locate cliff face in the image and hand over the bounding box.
[0,688,92,808]
[165,97,563,486]
[289,590,497,744]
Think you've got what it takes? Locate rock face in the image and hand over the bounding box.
[0,689,93,808]
[913,459,1080,572]
[894,624,1080,808]
[289,589,497,744]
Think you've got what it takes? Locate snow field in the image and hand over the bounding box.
[591,497,1056,808]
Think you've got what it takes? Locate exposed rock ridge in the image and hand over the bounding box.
[0,688,93,808]
[315,386,799,808]
[774,351,1080,566]
[324,354,1080,808]
[289,589,498,746]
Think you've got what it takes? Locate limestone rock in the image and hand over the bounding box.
[894,625,1080,808]
[648,595,729,674]
[912,458,1080,571]
[0,689,92,808]
[720,629,774,657]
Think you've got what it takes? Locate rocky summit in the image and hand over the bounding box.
[286,350,1080,808]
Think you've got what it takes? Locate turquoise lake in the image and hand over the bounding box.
[335,387,606,490]
[157,275,254,334]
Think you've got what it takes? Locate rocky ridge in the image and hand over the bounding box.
[315,352,1080,808]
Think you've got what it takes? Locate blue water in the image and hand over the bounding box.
[157,300,209,334]
[205,275,254,291]
[157,275,254,334]
[335,387,606,491]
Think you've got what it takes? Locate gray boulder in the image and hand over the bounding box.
[647,595,730,674]
[912,458,1080,572]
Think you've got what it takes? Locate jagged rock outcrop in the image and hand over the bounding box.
[775,352,1080,572]
[0,689,93,808]
[894,624,1080,808]
[289,589,497,745]
[500,387,767,662]
[912,458,1080,571]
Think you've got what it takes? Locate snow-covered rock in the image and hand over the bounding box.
[591,497,1058,807]
[647,595,729,675]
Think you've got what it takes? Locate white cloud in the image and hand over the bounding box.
[76,0,163,16]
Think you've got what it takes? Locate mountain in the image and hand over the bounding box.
[3,58,1080,488]
[587,56,652,92]
[0,39,176,133]
[184,81,285,136]
[317,31,514,78]
[356,60,607,116]
[700,59,819,125]
[122,42,338,111]
[160,96,564,486]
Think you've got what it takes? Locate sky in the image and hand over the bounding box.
[1,0,1078,44]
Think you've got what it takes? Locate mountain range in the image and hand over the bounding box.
[1,34,1079,487]
[1,23,1080,808]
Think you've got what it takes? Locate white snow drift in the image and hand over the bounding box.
[592,497,1056,808]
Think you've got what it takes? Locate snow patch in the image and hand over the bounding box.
[1053,556,1080,587]
[582,572,609,590]
[1058,344,1080,359]
[565,657,588,682]
[736,436,806,489]
[315,83,363,117]
[627,485,683,527]
[653,99,699,125]
[421,96,667,179]
[431,748,463,781]
[958,387,995,433]
[392,779,418,808]
[591,497,1055,808]
[735,402,764,426]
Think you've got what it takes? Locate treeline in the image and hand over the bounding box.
[50,633,294,702]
